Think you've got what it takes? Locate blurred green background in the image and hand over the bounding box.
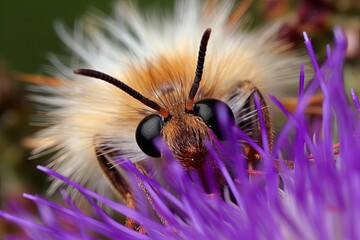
[0,0,173,73]
[0,0,359,236]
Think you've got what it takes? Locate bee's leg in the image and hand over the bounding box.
[135,163,168,226]
[95,146,136,229]
[95,146,167,230]
[273,159,295,171]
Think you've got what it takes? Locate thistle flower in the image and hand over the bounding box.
[1,28,358,239]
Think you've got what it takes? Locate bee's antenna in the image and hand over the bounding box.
[74,69,170,118]
[186,28,211,110]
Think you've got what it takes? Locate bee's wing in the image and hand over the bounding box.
[226,81,273,146]
[223,81,272,170]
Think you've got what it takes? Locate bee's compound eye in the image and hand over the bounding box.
[136,114,163,157]
[193,99,235,140]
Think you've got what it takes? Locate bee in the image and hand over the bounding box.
[30,0,303,223]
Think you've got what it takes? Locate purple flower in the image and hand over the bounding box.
[1,28,359,239]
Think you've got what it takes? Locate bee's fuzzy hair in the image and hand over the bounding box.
[31,0,307,201]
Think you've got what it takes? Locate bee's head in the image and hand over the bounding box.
[74,28,235,169]
[135,98,234,169]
